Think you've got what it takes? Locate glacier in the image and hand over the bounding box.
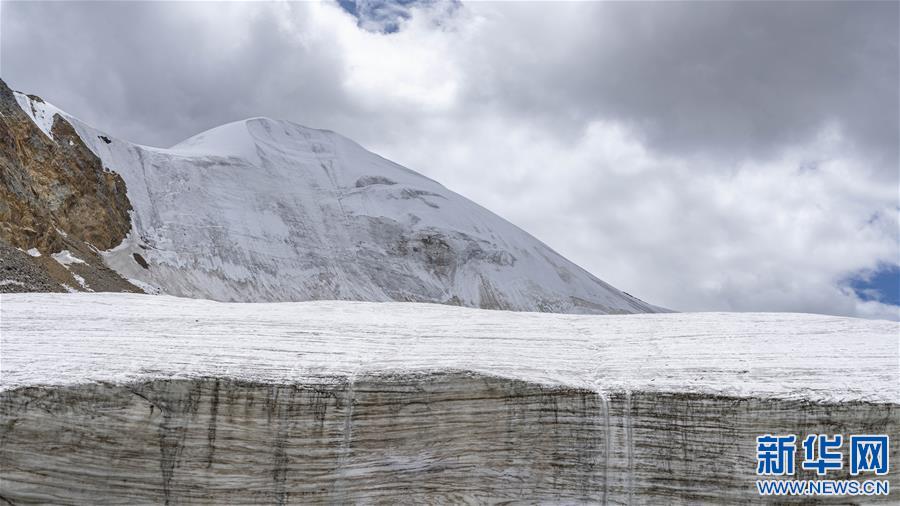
[1,293,897,503]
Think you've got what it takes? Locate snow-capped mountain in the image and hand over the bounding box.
[12,91,663,314]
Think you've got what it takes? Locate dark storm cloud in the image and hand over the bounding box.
[3,1,895,169]
[467,1,898,176]
[1,1,350,147]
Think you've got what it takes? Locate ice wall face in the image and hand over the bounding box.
[2,374,897,504]
[13,91,662,313]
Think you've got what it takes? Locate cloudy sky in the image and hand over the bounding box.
[2,0,898,319]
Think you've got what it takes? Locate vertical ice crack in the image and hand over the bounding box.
[625,390,634,505]
[599,392,610,506]
[335,373,357,501]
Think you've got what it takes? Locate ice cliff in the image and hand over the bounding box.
[1,294,896,503]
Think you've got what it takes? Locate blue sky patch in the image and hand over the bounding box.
[337,0,458,33]
[338,0,420,33]
[847,264,900,306]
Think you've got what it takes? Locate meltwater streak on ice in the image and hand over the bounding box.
[1,293,897,404]
[12,92,664,314]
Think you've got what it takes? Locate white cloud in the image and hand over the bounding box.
[366,114,898,320]
[3,0,896,319]
[332,5,464,112]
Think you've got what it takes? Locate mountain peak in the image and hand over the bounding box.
[168,118,266,160]
[168,117,344,162]
[8,81,665,314]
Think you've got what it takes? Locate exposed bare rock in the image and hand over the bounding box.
[0,239,63,293]
[0,79,131,252]
[0,78,140,294]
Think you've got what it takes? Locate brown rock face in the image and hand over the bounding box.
[0,78,139,292]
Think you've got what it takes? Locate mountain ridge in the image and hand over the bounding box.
[6,80,665,314]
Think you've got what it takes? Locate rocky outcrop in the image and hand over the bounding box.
[1,374,897,504]
[0,78,140,293]
[0,239,63,293]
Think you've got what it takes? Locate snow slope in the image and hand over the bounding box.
[13,92,662,313]
[2,293,896,403]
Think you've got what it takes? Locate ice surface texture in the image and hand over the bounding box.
[2,293,896,403]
